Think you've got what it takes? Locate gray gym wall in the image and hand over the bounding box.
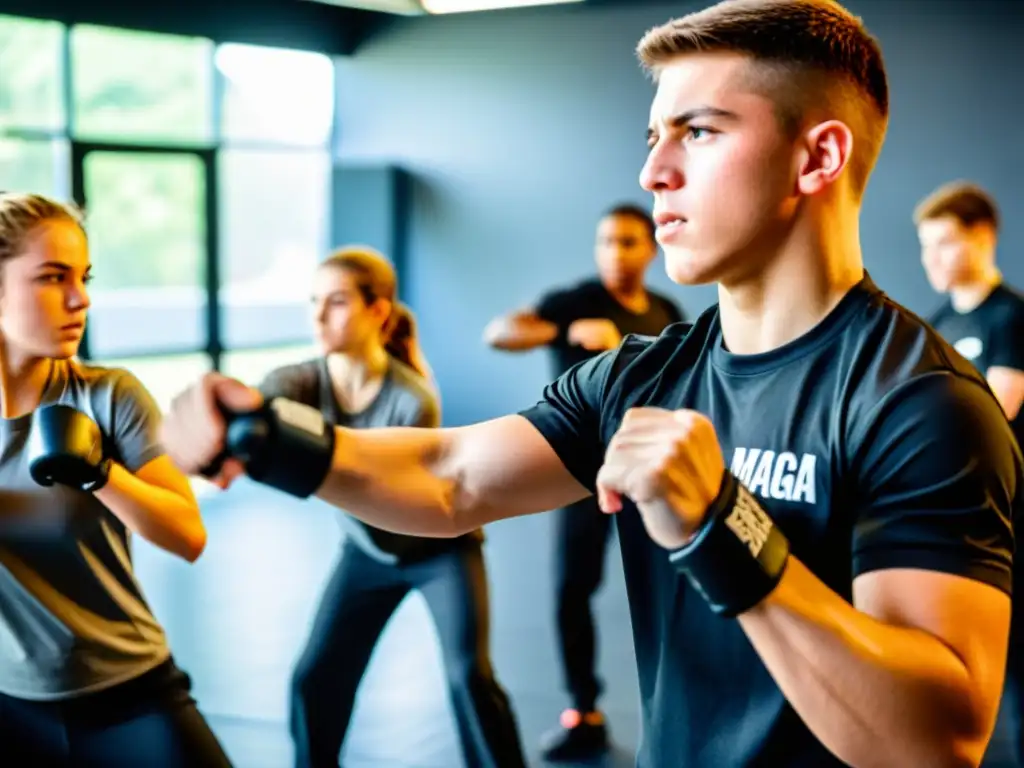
[334,0,1024,426]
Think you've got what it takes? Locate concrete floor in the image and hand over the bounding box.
[132,478,642,768]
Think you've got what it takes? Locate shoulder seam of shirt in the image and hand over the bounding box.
[601,328,685,397]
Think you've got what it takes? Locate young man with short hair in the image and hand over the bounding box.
[915,181,1024,768]
[917,182,1024,428]
[483,203,685,761]
[162,1,1019,765]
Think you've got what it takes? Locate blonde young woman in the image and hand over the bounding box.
[0,193,230,766]
[258,248,526,768]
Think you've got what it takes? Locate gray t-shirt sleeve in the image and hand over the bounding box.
[258,363,315,404]
[108,371,165,473]
[386,360,441,429]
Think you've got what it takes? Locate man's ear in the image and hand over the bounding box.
[970,222,998,254]
[795,119,855,196]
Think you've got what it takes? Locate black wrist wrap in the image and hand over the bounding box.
[226,398,336,499]
[668,471,790,617]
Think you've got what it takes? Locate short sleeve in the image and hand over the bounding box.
[535,288,578,327]
[518,334,654,492]
[518,355,612,492]
[851,372,1017,595]
[986,307,1024,372]
[258,365,312,402]
[109,372,165,473]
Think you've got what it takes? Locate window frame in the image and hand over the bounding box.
[2,18,342,368]
[70,141,222,364]
[0,14,68,136]
[68,23,216,148]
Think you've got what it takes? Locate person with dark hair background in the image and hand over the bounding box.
[483,204,685,760]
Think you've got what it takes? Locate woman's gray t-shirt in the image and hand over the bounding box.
[0,359,170,700]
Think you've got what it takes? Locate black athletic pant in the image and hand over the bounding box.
[553,496,612,714]
[290,539,526,768]
[0,659,232,768]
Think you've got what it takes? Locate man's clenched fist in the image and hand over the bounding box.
[596,407,726,550]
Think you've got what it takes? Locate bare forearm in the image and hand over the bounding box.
[316,426,467,537]
[314,418,577,537]
[739,558,986,767]
[483,315,557,351]
[95,465,207,562]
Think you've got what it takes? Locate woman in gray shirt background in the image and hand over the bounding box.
[259,247,526,768]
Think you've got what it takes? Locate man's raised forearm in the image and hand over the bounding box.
[738,558,997,768]
[483,314,557,351]
[315,425,469,537]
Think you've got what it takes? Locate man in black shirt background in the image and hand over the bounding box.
[917,182,1024,440]
[162,1,1019,766]
[916,182,1024,768]
[483,204,684,761]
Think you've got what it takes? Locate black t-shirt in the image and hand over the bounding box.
[928,282,1024,445]
[519,274,1019,768]
[535,278,685,378]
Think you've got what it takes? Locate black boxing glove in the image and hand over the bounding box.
[668,471,790,617]
[203,398,335,499]
[28,405,112,493]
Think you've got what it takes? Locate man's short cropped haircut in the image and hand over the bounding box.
[637,0,889,197]
[914,181,1000,234]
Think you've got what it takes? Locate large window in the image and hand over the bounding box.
[0,15,65,132]
[216,43,334,358]
[71,26,213,144]
[217,43,334,147]
[218,149,330,347]
[0,16,337,382]
[82,150,209,357]
[0,15,67,196]
[0,138,69,196]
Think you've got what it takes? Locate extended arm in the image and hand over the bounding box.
[317,414,588,536]
[259,364,579,535]
[483,308,558,351]
[95,457,206,562]
[161,344,621,538]
[318,345,619,533]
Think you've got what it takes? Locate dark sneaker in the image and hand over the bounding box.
[540,709,609,762]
